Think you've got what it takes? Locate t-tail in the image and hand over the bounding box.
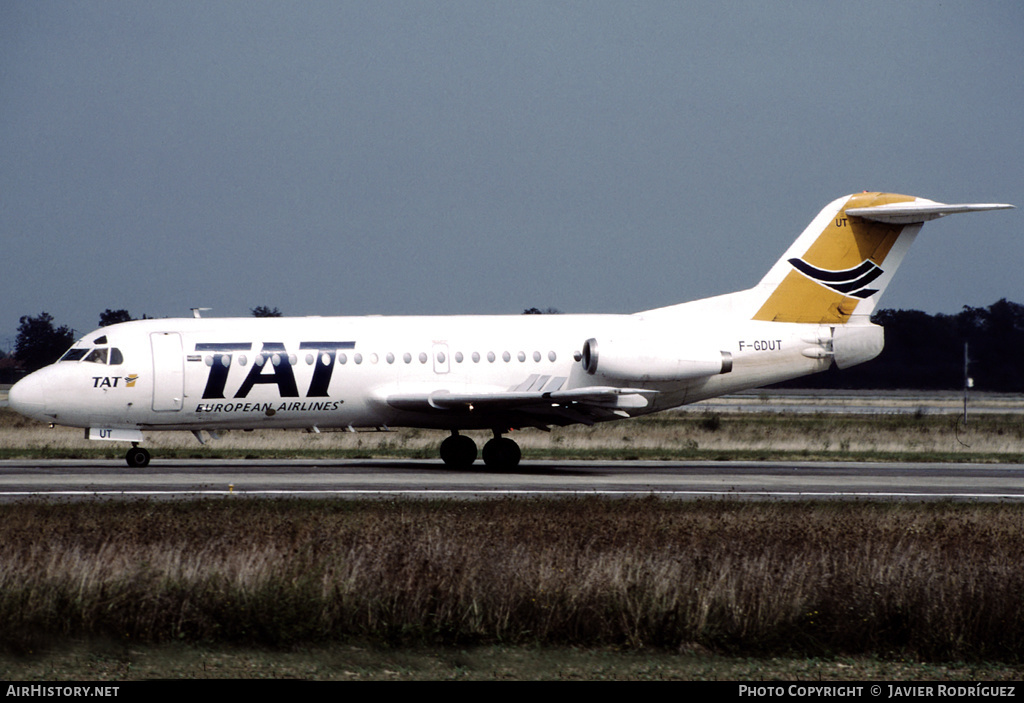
[752,192,1013,325]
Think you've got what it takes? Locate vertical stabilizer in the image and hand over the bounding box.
[752,193,1012,324]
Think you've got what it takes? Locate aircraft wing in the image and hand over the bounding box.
[386,378,658,428]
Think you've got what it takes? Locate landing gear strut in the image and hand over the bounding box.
[125,444,150,468]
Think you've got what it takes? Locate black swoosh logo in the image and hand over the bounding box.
[788,258,884,299]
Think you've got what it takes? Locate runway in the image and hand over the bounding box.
[2,459,1023,501]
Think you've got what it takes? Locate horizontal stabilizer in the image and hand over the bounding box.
[847,199,1014,224]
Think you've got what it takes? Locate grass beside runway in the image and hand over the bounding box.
[2,498,1024,666]
[3,407,1023,463]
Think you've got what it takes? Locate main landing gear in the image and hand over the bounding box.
[439,432,477,468]
[439,430,521,471]
[125,444,151,468]
[482,435,521,470]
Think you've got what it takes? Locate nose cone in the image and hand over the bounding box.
[8,373,48,421]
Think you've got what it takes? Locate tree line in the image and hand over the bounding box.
[1,307,283,380]
[777,298,1024,392]
[3,301,1023,391]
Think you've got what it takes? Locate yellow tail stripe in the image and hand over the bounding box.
[753,193,914,324]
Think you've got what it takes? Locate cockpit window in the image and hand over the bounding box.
[84,348,108,364]
[58,346,124,364]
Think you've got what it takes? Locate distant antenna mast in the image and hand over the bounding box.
[191,307,211,319]
[963,341,972,427]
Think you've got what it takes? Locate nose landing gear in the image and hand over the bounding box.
[125,444,151,468]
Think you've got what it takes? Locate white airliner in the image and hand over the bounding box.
[8,192,1013,469]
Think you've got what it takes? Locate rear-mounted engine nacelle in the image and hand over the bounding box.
[832,323,884,369]
[581,337,732,382]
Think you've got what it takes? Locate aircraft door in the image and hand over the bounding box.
[151,332,184,411]
[432,343,450,374]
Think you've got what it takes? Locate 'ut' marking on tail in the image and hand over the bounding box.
[787,258,884,299]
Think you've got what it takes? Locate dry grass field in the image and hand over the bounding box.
[3,393,1024,679]
[2,398,1023,462]
[2,499,1024,665]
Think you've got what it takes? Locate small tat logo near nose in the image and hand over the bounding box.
[93,375,140,389]
[788,258,884,299]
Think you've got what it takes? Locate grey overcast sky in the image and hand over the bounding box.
[2,1,1021,341]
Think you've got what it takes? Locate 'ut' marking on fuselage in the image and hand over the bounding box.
[198,341,356,399]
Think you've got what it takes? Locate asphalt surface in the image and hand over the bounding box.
[1,458,1023,501]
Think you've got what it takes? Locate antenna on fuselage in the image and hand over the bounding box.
[191,307,211,319]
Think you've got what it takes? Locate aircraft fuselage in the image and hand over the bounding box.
[11,312,832,433]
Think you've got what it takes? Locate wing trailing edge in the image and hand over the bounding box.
[387,386,657,412]
[385,386,659,428]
